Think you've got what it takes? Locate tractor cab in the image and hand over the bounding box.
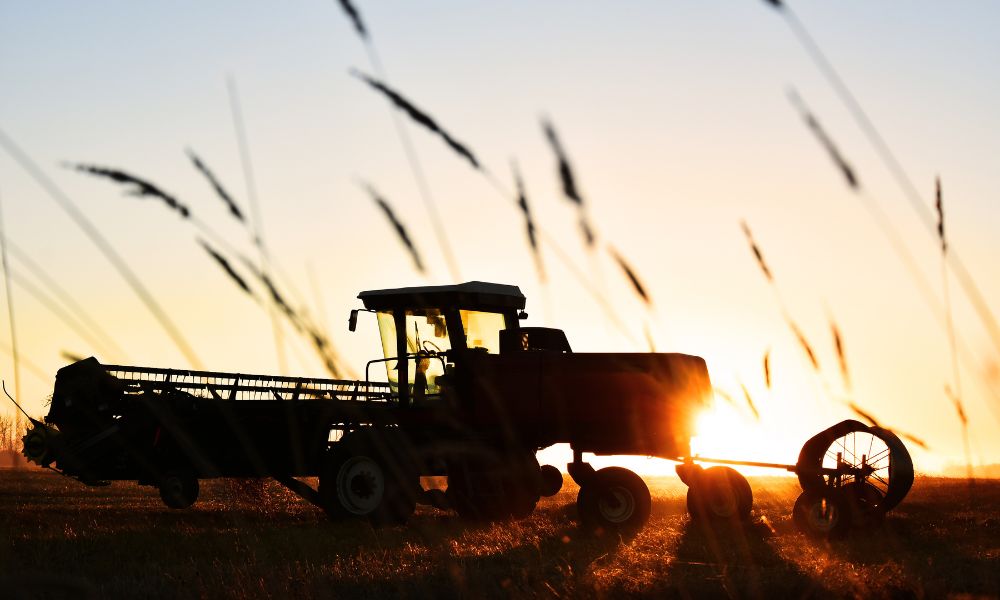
[353,281,530,406]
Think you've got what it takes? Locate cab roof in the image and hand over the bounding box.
[358,281,525,311]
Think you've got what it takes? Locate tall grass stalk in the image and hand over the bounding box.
[763,349,772,389]
[0,192,21,403]
[0,128,204,368]
[936,177,974,483]
[187,148,245,223]
[350,72,635,345]
[336,2,460,281]
[69,164,191,217]
[788,92,1000,428]
[830,319,850,392]
[739,381,761,420]
[8,268,118,360]
[227,76,288,375]
[740,219,821,372]
[766,1,1000,360]
[6,239,128,362]
[359,182,426,274]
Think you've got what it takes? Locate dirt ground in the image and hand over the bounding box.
[0,470,997,598]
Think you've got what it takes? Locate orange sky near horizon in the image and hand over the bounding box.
[1,2,999,475]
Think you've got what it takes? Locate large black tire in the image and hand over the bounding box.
[447,452,541,521]
[159,471,199,509]
[793,489,852,540]
[318,431,419,526]
[686,466,753,522]
[577,467,651,534]
[539,464,564,497]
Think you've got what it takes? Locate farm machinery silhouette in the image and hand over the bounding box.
[21,281,912,537]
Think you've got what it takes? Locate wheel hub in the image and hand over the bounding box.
[337,456,385,515]
[598,486,635,523]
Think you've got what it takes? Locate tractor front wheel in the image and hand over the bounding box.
[319,432,419,526]
[577,467,651,535]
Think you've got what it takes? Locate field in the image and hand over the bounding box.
[1,471,997,598]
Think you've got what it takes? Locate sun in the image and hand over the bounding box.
[688,398,801,477]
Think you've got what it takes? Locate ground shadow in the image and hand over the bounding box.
[656,518,828,599]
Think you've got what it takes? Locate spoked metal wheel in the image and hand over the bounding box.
[796,420,914,527]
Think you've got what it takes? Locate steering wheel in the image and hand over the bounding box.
[422,340,443,354]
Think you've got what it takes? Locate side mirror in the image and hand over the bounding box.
[348,309,359,332]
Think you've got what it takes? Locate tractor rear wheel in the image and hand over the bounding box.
[447,452,541,521]
[159,471,199,509]
[577,467,651,535]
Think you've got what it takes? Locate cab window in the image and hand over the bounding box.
[459,310,506,354]
[375,309,451,396]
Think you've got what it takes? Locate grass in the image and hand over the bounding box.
[1,471,997,598]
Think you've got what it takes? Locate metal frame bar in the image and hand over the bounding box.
[102,364,393,403]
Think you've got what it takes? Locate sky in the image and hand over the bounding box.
[1,1,999,475]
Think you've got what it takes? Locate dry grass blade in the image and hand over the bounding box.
[831,320,851,390]
[351,70,480,170]
[0,194,20,403]
[608,245,651,306]
[337,0,367,39]
[897,431,930,451]
[307,329,342,377]
[763,349,772,389]
[68,163,190,218]
[241,258,301,327]
[541,119,595,247]
[946,386,967,426]
[788,89,859,191]
[643,324,656,352]
[260,274,300,328]
[61,350,83,363]
[848,402,881,427]
[187,149,245,223]
[541,119,582,206]
[238,257,345,377]
[512,161,545,281]
[740,220,773,282]
[198,240,253,296]
[713,387,737,408]
[7,239,127,361]
[935,176,946,252]
[789,320,820,371]
[0,129,203,368]
[848,402,930,450]
[0,340,48,382]
[360,183,425,274]
[739,382,761,420]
